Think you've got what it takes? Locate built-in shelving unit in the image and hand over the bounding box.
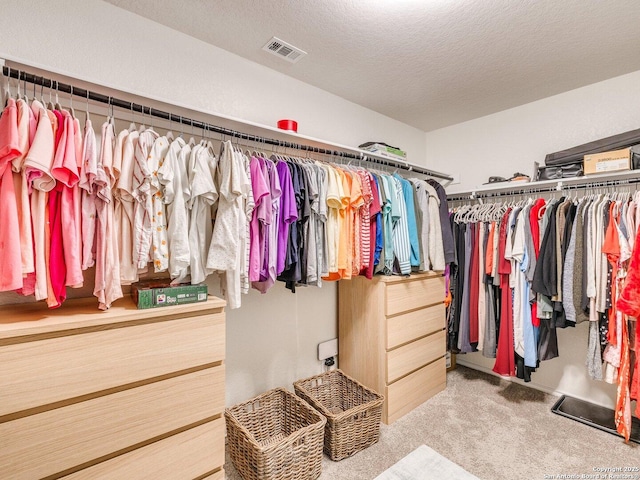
[447,169,640,200]
[1,57,453,183]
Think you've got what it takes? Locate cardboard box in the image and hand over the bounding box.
[583,148,631,175]
[131,281,208,309]
[446,351,456,372]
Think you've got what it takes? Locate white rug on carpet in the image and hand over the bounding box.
[374,445,480,480]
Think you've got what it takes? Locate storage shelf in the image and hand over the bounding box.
[1,57,452,182]
[446,169,640,199]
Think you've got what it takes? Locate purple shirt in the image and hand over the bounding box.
[275,160,298,275]
[248,156,269,282]
[252,159,282,293]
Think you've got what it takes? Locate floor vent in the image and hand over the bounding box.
[262,37,307,63]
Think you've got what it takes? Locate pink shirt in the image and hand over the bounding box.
[0,99,20,177]
[12,99,31,172]
[80,118,98,270]
[0,99,23,292]
[24,102,55,301]
[48,185,65,307]
[51,111,79,188]
[70,117,83,286]
[14,99,35,279]
[56,112,83,289]
[93,121,123,310]
[248,156,270,282]
[24,101,55,192]
[47,111,68,307]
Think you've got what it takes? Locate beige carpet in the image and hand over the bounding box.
[224,365,639,479]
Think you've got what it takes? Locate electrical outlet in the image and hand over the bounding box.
[318,338,338,361]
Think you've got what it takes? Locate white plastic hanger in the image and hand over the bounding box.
[2,67,11,106]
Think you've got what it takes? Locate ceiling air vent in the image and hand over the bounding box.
[262,37,307,63]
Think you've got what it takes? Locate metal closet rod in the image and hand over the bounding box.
[2,65,452,181]
[447,177,640,202]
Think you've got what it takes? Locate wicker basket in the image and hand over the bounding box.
[293,369,384,461]
[225,387,326,480]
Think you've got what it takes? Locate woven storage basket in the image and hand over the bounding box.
[225,387,326,480]
[293,369,384,461]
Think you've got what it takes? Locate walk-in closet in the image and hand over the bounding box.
[1,1,639,479]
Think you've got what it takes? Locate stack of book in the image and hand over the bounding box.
[359,142,407,162]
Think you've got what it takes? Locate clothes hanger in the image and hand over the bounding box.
[22,76,30,103]
[479,202,488,222]
[14,70,22,102]
[137,107,146,132]
[187,119,196,147]
[178,115,185,139]
[453,204,468,223]
[13,69,20,101]
[469,202,482,222]
[198,123,207,146]
[462,204,476,224]
[47,81,55,110]
[38,81,46,106]
[128,102,137,132]
[204,125,216,151]
[493,202,505,221]
[3,67,11,106]
[165,112,175,140]
[471,203,484,223]
[84,89,90,123]
[140,105,155,133]
[21,74,29,102]
[68,85,76,118]
[108,97,116,126]
[484,201,497,222]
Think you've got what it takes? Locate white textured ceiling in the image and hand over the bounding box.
[105,0,640,132]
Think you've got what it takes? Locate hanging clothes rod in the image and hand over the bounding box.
[1,64,453,181]
[447,175,640,202]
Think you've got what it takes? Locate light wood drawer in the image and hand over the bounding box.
[0,313,224,419]
[63,418,225,479]
[386,330,445,383]
[0,366,224,480]
[385,357,446,424]
[386,303,445,349]
[385,276,444,316]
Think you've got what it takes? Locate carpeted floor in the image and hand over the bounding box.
[224,366,639,480]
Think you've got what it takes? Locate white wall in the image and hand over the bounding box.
[427,69,640,192]
[426,70,640,408]
[0,0,427,406]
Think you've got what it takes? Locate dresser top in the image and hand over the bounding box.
[0,296,226,341]
[373,271,443,284]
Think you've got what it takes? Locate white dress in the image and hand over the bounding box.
[158,137,191,284]
[207,142,250,309]
[147,135,170,272]
[115,128,139,284]
[133,128,159,270]
[188,142,217,284]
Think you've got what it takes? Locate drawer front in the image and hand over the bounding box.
[386,303,445,349]
[63,418,225,479]
[386,330,445,383]
[385,276,444,316]
[0,366,224,480]
[385,357,446,424]
[0,313,224,419]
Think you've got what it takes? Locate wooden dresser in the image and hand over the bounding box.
[338,272,446,424]
[0,296,226,480]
